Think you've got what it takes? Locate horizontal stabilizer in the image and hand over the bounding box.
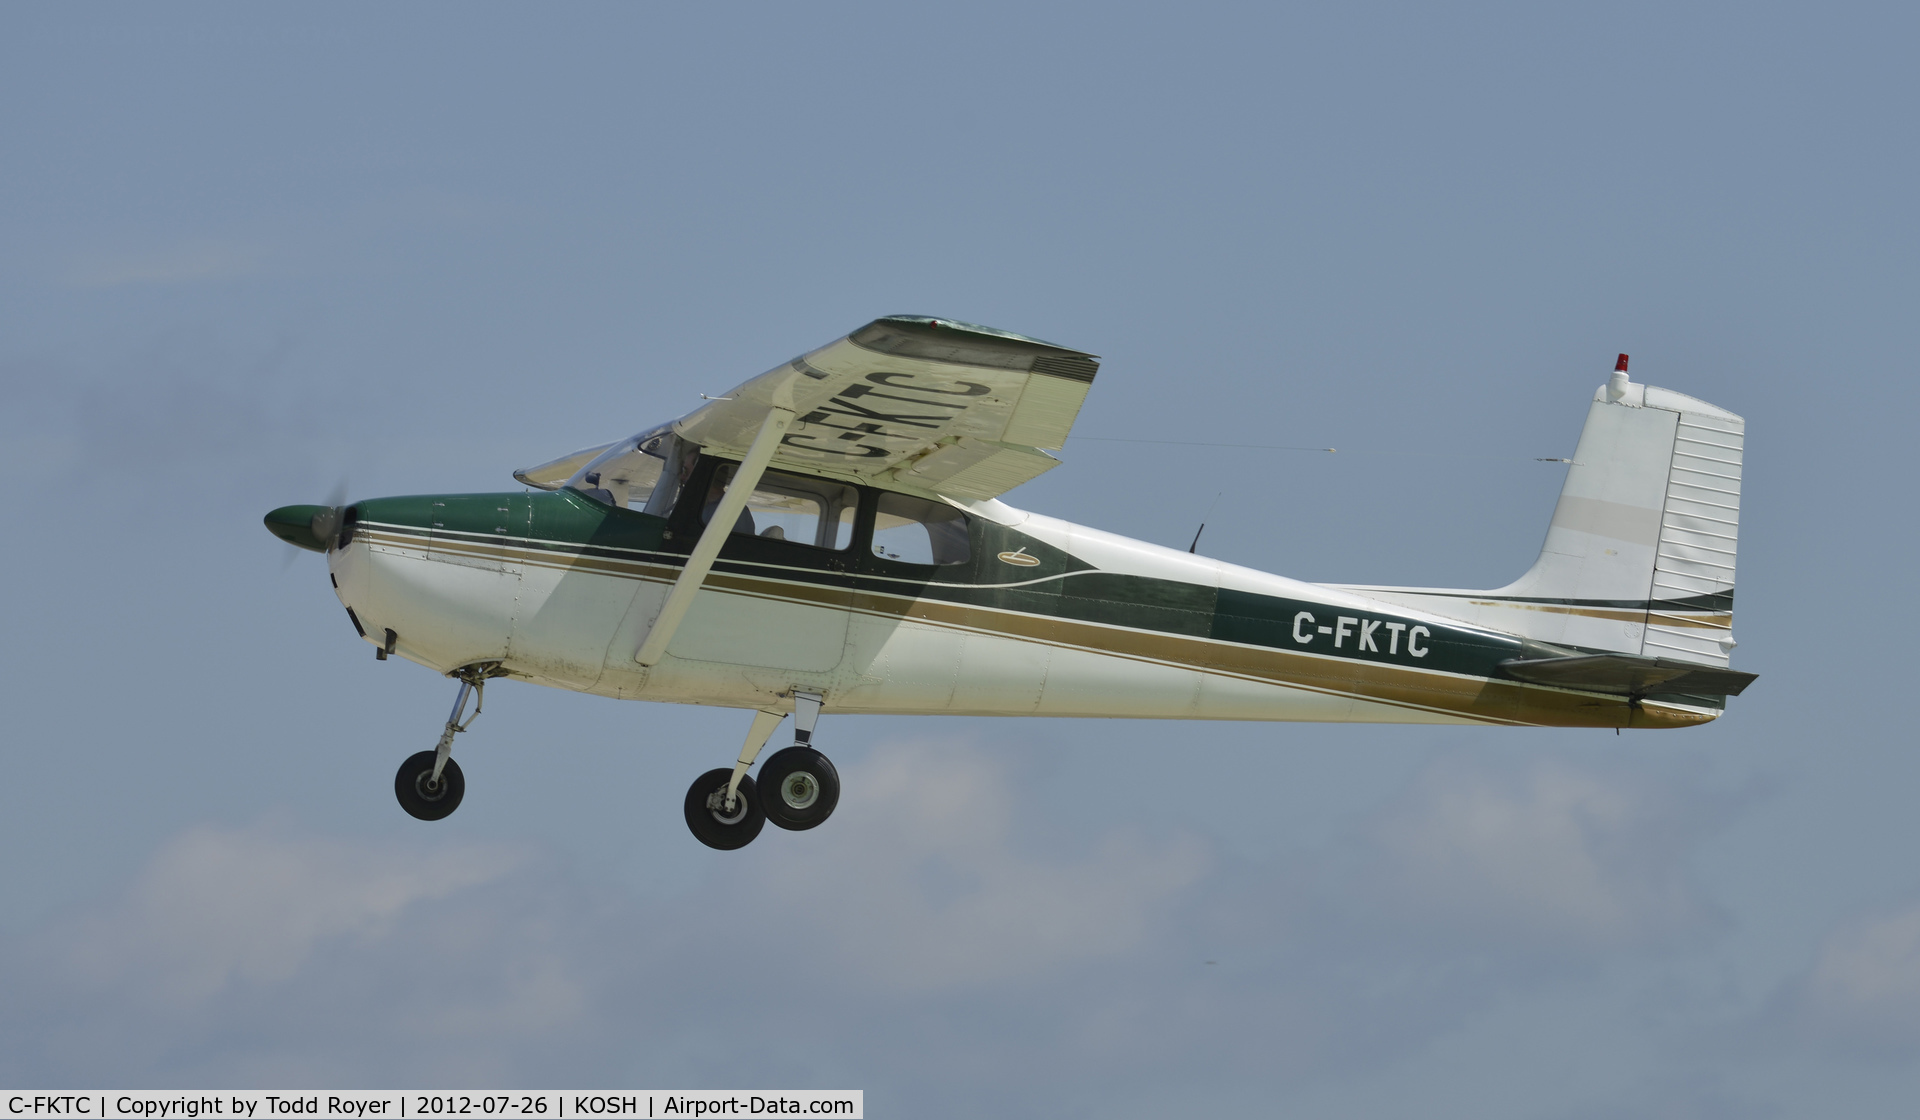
[1501,654,1758,698]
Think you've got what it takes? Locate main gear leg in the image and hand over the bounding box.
[723,709,787,810]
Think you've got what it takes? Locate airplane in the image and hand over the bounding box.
[265,316,1755,850]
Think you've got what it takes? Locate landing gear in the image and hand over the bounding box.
[683,768,766,850]
[766,691,837,830]
[395,751,465,820]
[394,663,499,822]
[758,747,839,831]
[682,691,839,849]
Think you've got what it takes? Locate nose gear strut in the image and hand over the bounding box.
[394,662,505,822]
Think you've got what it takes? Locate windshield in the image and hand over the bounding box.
[566,423,689,511]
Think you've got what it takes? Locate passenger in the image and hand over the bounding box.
[700,471,756,536]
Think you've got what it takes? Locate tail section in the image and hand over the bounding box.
[1341,356,1744,667]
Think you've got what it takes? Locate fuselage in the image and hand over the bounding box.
[325,471,1718,731]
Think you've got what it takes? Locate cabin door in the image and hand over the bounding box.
[658,462,857,674]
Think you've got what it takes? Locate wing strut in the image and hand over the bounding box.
[634,407,795,666]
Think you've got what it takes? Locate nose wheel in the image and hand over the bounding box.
[396,752,465,820]
[683,691,838,850]
[393,664,499,821]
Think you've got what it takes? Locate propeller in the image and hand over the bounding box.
[265,478,351,559]
[309,478,350,545]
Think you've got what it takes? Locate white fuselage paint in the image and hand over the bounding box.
[328,500,1515,727]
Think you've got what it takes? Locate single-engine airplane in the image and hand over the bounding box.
[266,316,1754,849]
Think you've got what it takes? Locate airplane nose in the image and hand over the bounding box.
[264,504,333,552]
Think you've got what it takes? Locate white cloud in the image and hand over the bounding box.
[64,241,266,288]
[1347,756,1725,953]
[743,742,1211,990]
[1781,899,1920,1056]
[0,745,1213,1085]
[55,824,521,1005]
[0,823,581,1084]
[0,744,1736,1098]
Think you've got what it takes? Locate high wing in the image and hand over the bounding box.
[513,441,620,489]
[518,316,1100,501]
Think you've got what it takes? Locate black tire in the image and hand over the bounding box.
[395,750,465,821]
[757,746,840,831]
[684,768,765,850]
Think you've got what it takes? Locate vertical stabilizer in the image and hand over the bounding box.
[1339,356,1744,666]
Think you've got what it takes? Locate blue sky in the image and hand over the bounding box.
[2,3,1916,1115]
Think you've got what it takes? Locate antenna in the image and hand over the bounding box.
[1188,491,1223,554]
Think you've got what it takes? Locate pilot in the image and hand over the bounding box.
[581,471,616,506]
[700,471,756,536]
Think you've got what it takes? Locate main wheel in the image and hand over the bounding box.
[395,750,465,821]
[757,746,840,831]
[684,768,765,850]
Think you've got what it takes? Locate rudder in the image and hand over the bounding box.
[1637,392,1743,665]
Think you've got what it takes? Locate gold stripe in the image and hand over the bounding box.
[360,529,1708,729]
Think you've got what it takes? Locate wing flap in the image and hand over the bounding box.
[1001,374,1091,450]
[890,439,1062,499]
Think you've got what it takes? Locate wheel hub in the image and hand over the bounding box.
[780,771,819,811]
[706,786,749,825]
[414,771,447,801]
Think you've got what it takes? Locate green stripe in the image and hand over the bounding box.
[1382,588,1735,613]
[357,489,1542,685]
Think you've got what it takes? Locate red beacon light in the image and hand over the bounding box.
[1607,353,1632,401]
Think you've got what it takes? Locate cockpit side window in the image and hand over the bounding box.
[702,464,858,551]
[872,493,972,565]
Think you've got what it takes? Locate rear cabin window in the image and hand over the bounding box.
[872,493,971,566]
[702,465,858,551]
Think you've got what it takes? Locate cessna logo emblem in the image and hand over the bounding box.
[781,371,992,460]
[1292,611,1430,657]
[997,550,1040,567]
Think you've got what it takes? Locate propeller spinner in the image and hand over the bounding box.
[265,482,352,554]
